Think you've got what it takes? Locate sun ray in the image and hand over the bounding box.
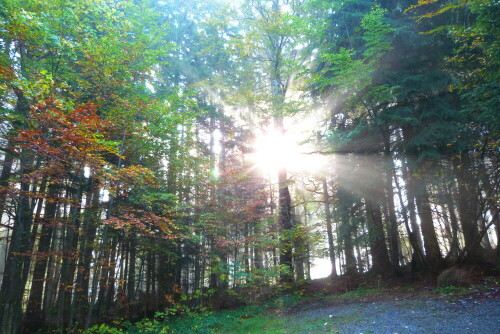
[250,127,325,176]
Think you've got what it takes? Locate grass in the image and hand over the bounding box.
[434,285,471,295]
[86,293,337,333]
[165,289,374,334]
[217,314,291,334]
[86,287,396,334]
[215,312,342,334]
[330,287,381,300]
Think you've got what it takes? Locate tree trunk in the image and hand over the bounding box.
[43,226,60,318]
[278,165,294,283]
[383,152,400,272]
[364,197,392,273]
[412,171,442,268]
[275,116,294,283]
[23,183,59,332]
[453,156,483,262]
[75,180,100,325]
[57,181,83,331]
[0,145,15,219]
[443,180,460,259]
[253,221,264,271]
[127,236,136,305]
[394,170,424,268]
[0,151,34,334]
[338,188,357,275]
[363,156,392,274]
[322,178,337,277]
[293,222,306,281]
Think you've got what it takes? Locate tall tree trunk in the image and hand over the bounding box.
[75,180,100,325]
[453,156,483,262]
[43,226,61,318]
[127,235,136,306]
[400,129,425,253]
[301,205,312,281]
[267,0,294,281]
[322,178,337,277]
[244,222,250,276]
[206,115,225,290]
[57,181,83,331]
[383,152,400,272]
[144,250,153,317]
[411,171,443,268]
[293,222,306,281]
[0,144,15,220]
[364,197,392,274]
[23,183,59,332]
[338,188,357,276]
[0,85,33,334]
[363,156,392,274]
[253,220,264,271]
[104,236,119,317]
[443,180,460,259]
[495,208,500,266]
[394,166,425,269]
[0,151,34,334]
[85,218,111,328]
[275,116,293,283]
[278,165,294,283]
[403,154,442,269]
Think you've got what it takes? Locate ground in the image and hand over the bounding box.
[216,282,500,334]
[283,287,500,333]
[94,279,500,333]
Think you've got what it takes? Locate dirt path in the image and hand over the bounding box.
[286,287,500,333]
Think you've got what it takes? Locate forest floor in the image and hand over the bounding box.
[212,281,500,334]
[279,285,500,334]
[98,278,500,333]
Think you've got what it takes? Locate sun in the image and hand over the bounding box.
[251,128,321,175]
[253,129,293,174]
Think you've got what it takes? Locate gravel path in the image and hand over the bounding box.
[290,290,500,334]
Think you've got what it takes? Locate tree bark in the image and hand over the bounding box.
[23,183,59,332]
[383,153,401,272]
[443,180,460,259]
[338,188,357,276]
[412,171,443,268]
[0,151,34,334]
[453,156,483,262]
[75,180,100,325]
[0,144,15,220]
[322,178,337,277]
[364,197,392,273]
[57,180,84,331]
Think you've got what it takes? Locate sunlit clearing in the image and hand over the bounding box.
[251,128,322,175]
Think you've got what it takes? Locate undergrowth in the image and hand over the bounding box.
[86,292,308,334]
[84,287,400,333]
[87,282,489,334]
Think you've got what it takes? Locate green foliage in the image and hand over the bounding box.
[332,288,380,300]
[434,285,469,295]
[94,289,398,334]
[312,2,394,118]
[88,323,126,334]
[85,290,309,334]
[360,6,393,58]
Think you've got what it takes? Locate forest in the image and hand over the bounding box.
[0,0,498,333]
